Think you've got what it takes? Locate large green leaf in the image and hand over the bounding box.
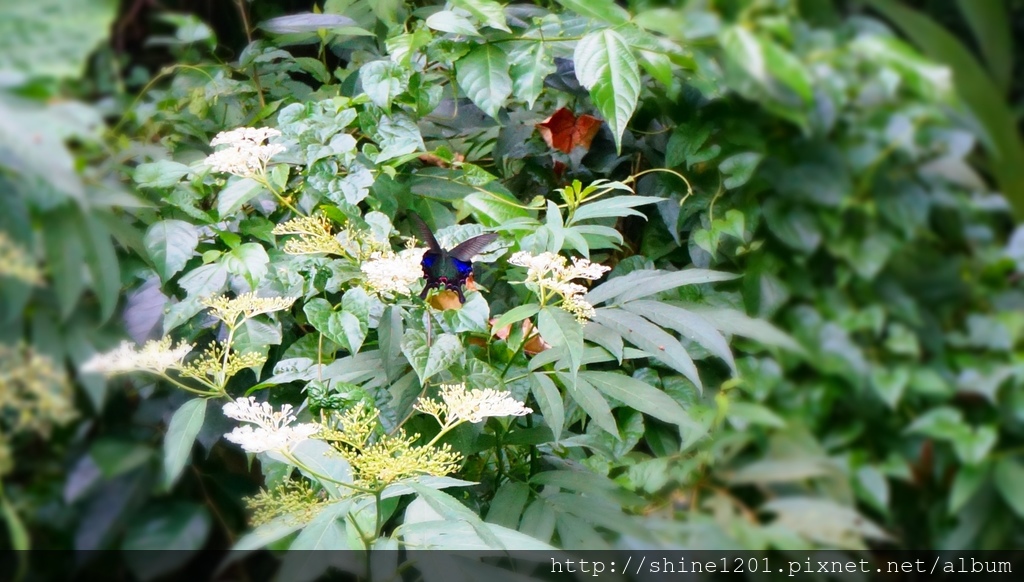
[0,0,119,79]
[456,43,512,119]
[509,42,553,109]
[289,500,352,550]
[556,371,618,437]
[583,371,700,434]
[400,330,464,384]
[537,307,584,380]
[592,308,702,391]
[954,0,1012,95]
[162,398,207,490]
[865,0,1024,220]
[621,300,736,374]
[303,298,364,355]
[530,372,565,442]
[450,0,509,32]
[573,30,641,153]
[145,220,199,282]
[291,439,353,499]
[553,0,629,25]
[994,459,1024,518]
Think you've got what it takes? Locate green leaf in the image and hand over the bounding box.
[553,0,629,25]
[720,26,813,103]
[216,177,264,217]
[871,366,910,409]
[360,60,409,109]
[220,243,269,290]
[994,458,1024,517]
[621,300,736,373]
[376,113,425,162]
[425,10,480,36]
[232,513,305,551]
[569,195,662,224]
[509,42,553,109]
[123,502,211,552]
[530,372,565,442]
[556,371,618,436]
[537,307,584,379]
[492,304,540,332]
[719,152,763,189]
[593,308,702,391]
[573,30,641,154]
[290,439,353,499]
[408,482,504,549]
[135,161,190,188]
[144,220,199,282]
[583,371,701,435]
[1,496,29,551]
[304,298,364,355]
[78,213,121,322]
[686,306,806,355]
[456,44,512,119]
[600,269,738,305]
[162,398,207,490]
[0,0,119,79]
[485,482,530,529]
[379,306,406,383]
[400,330,464,384]
[450,0,509,32]
[90,439,153,479]
[865,0,1024,220]
[949,462,989,515]
[955,0,1012,95]
[289,500,351,550]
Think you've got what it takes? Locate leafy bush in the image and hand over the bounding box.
[2,0,1022,576]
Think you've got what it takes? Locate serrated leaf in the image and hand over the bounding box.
[425,10,480,36]
[553,0,629,25]
[569,195,661,224]
[289,500,351,549]
[456,44,512,119]
[450,0,509,32]
[360,60,409,109]
[303,298,364,355]
[582,371,700,432]
[574,30,641,153]
[217,177,263,217]
[134,161,190,188]
[400,330,463,384]
[145,220,198,282]
[556,371,617,437]
[537,307,583,379]
[162,398,207,490]
[509,42,553,109]
[622,300,736,373]
[530,372,564,442]
[593,308,702,391]
[220,243,269,290]
[291,439,353,499]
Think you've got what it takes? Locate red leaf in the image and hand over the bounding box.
[536,108,602,154]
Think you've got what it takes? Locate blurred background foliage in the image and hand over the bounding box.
[0,0,1023,577]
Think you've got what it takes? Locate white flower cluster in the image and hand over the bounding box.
[222,397,319,453]
[360,247,427,297]
[204,127,285,178]
[507,251,610,322]
[417,382,532,425]
[82,338,194,375]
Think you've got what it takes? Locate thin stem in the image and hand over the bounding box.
[158,373,220,397]
[256,174,302,216]
[235,0,266,109]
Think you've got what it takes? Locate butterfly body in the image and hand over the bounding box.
[411,214,497,304]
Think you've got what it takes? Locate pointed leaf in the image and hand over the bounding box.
[574,30,641,153]
[457,44,512,119]
[162,398,207,490]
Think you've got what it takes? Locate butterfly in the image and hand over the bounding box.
[410,213,498,304]
[536,108,602,154]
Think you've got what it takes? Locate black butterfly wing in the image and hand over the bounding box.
[448,233,499,262]
[408,212,442,252]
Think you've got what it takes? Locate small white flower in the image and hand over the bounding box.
[360,247,427,296]
[424,383,532,424]
[204,127,285,178]
[222,397,319,453]
[82,338,194,375]
[507,251,609,322]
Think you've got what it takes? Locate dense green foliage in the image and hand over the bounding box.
[1,0,1023,578]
